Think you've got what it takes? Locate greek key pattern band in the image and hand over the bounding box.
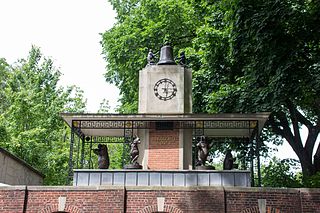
[72,120,257,130]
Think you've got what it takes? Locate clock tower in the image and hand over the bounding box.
[138,45,193,170]
[138,48,192,114]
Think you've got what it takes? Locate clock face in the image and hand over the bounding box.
[154,78,177,101]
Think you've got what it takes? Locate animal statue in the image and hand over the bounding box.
[175,51,186,65]
[147,49,155,65]
[223,149,235,170]
[196,136,211,166]
[130,135,141,164]
[93,144,110,169]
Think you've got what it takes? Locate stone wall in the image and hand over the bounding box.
[0,186,319,212]
[0,148,43,185]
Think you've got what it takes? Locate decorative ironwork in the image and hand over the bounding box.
[80,120,125,129]
[71,120,258,130]
[124,129,133,138]
[72,125,85,138]
[204,121,250,129]
[156,121,174,130]
[68,128,75,183]
[133,121,147,128]
[250,121,257,128]
[194,128,204,136]
[196,121,204,128]
[72,121,80,127]
[125,121,132,128]
[68,117,262,175]
[177,121,194,128]
[92,136,124,143]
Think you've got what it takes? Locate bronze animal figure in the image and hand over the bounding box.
[223,149,235,170]
[130,136,141,164]
[196,136,211,166]
[93,144,110,169]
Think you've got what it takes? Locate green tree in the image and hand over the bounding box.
[0,58,10,145]
[98,98,111,113]
[0,58,10,114]
[102,0,197,113]
[261,157,302,187]
[0,46,87,185]
[102,0,320,181]
[207,0,320,180]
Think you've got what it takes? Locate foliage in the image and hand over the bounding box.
[261,157,302,187]
[102,0,320,182]
[108,143,124,169]
[0,58,10,114]
[64,86,87,113]
[98,98,111,113]
[207,0,320,180]
[0,46,87,185]
[304,171,320,188]
[102,0,197,113]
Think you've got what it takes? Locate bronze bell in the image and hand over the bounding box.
[157,45,176,65]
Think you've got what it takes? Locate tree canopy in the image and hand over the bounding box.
[102,0,320,181]
[0,46,87,184]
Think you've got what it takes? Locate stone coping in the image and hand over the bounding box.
[224,186,302,193]
[0,185,124,191]
[299,188,320,193]
[125,186,225,191]
[0,185,318,193]
[74,169,250,173]
[0,185,27,190]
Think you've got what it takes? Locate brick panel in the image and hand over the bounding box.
[225,188,301,213]
[0,187,25,213]
[126,187,225,213]
[300,188,320,213]
[148,128,179,169]
[1,186,320,212]
[26,187,124,213]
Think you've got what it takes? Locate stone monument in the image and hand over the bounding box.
[138,44,193,170]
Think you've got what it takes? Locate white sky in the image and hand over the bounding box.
[0,0,119,112]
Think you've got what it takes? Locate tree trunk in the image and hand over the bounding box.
[314,145,320,172]
[297,150,315,178]
[269,107,320,181]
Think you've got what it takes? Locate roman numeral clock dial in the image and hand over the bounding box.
[154,78,177,101]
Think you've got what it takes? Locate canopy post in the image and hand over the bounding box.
[256,122,262,187]
[68,125,75,184]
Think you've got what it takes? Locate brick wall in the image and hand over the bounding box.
[0,186,25,213]
[126,186,225,213]
[225,187,302,213]
[0,186,319,212]
[26,186,124,213]
[0,186,126,213]
[300,188,320,213]
[148,128,179,169]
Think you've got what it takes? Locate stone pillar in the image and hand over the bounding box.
[138,65,192,113]
[138,65,193,170]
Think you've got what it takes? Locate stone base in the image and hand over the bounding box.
[195,165,215,170]
[73,169,251,187]
[124,163,142,169]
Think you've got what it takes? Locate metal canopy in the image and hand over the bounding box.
[61,112,270,138]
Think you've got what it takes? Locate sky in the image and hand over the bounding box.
[0,0,303,160]
[0,0,119,112]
